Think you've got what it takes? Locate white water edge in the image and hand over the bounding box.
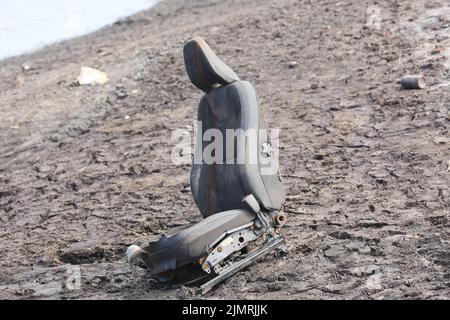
[0,0,159,60]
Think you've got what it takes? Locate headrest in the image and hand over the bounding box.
[183,37,240,93]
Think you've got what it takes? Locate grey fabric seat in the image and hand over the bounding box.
[138,37,285,278]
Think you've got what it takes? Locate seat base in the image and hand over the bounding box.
[133,209,255,276]
[126,207,290,293]
[199,234,287,294]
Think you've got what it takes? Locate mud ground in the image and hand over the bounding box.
[0,0,449,299]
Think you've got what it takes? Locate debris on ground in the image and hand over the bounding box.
[77,66,109,85]
[399,75,426,90]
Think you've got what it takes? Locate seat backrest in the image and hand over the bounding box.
[184,37,285,218]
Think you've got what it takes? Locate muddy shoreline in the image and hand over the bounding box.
[0,0,449,299]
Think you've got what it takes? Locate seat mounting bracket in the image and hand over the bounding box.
[198,235,286,295]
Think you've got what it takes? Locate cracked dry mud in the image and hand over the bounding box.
[0,0,449,299]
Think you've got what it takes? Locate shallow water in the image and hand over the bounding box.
[0,0,158,60]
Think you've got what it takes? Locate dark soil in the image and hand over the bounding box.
[0,0,449,299]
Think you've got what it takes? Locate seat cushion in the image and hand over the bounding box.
[191,81,285,217]
[141,209,255,275]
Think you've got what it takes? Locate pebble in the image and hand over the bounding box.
[21,63,32,71]
[288,61,298,68]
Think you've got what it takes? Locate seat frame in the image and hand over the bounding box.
[126,37,288,292]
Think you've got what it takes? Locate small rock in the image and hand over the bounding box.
[311,83,319,90]
[21,63,32,71]
[288,61,298,68]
